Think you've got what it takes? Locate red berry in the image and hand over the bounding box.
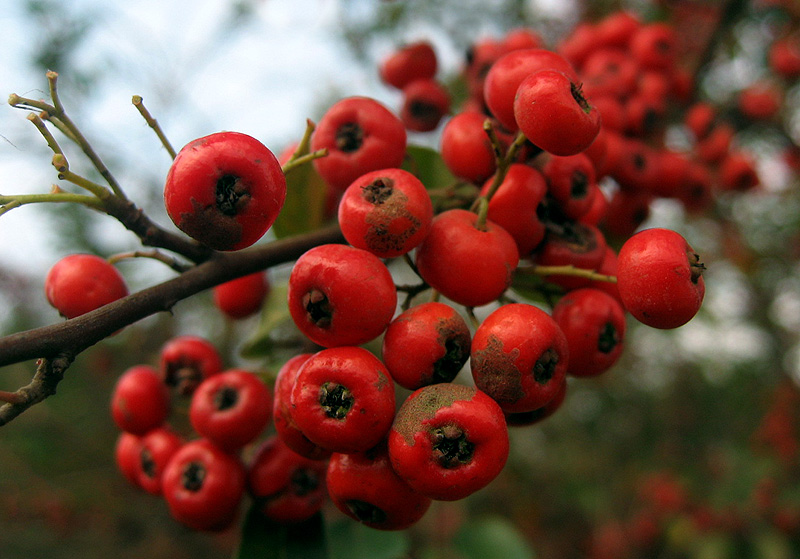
[159,335,223,395]
[769,36,800,79]
[110,365,171,435]
[45,254,128,319]
[115,432,143,488]
[337,168,433,258]
[513,69,601,156]
[213,271,269,319]
[440,111,498,184]
[400,79,451,132]
[470,303,568,413]
[480,164,548,255]
[247,436,328,524]
[327,444,431,530]
[617,228,706,329]
[381,302,471,390]
[483,48,578,132]
[415,209,519,308]
[542,153,598,220]
[533,222,608,291]
[379,41,437,90]
[272,354,331,460]
[629,23,677,71]
[388,383,509,501]
[290,346,396,453]
[551,288,627,378]
[135,426,183,495]
[287,244,397,347]
[311,97,407,192]
[189,369,272,452]
[164,131,286,251]
[505,375,567,426]
[161,439,246,531]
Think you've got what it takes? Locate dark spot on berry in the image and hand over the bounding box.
[140,448,155,479]
[598,322,619,354]
[336,122,364,153]
[290,467,320,497]
[213,385,239,411]
[346,500,387,525]
[533,348,559,385]
[570,82,592,115]
[319,382,353,419]
[471,335,525,405]
[303,289,333,328]
[361,178,395,205]
[571,170,589,200]
[430,423,474,468]
[182,461,206,492]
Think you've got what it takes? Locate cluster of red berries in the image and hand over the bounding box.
[40,9,728,537]
[111,335,329,531]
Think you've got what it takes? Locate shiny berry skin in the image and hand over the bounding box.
[189,369,273,452]
[415,209,520,308]
[505,375,567,427]
[164,131,286,251]
[388,383,509,501]
[440,111,498,184]
[159,335,224,395]
[311,97,407,192]
[543,153,597,220]
[470,303,568,414]
[135,426,184,495]
[213,271,269,319]
[337,168,433,258]
[400,79,451,132]
[161,439,246,531]
[273,354,331,460]
[381,302,471,390]
[115,432,143,488]
[290,346,396,454]
[45,254,128,319]
[480,164,547,256]
[551,288,627,378]
[379,41,437,90]
[514,69,601,156]
[110,365,171,435]
[533,222,608,291]
[247,436,328,524]
[483,48,578,132]
[617,228,706,329]
[287,244,397,348]
[327,444,431,530]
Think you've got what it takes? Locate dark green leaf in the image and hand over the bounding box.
[453,516,536,559]
[234,507,328,559]
[272,145,329,239]
[403,144,457,190]
[326,517,409,559]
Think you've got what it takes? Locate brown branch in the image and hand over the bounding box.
[0,224,345,424]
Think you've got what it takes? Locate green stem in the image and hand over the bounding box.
[520,264,617,283]
[27,113,64,156]
[51,155,111,199]
[132,95,177,159]
[281,148,328,174]
[107,249,191,273]
[0,192,104,212]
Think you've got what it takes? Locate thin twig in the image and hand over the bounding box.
[132,95,177,159]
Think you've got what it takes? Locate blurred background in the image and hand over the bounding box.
[2,0,800,557]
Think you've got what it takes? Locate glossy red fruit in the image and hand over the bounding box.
[483,48,578,132]
[135,426,183,495]
[440,111,498,184]
[164,131,286,251]
[533,222,608,291]
[381,302,471,390]
[337,168,433,258]
[327,444,431,530]
[287,244,397,347]
[379,41,437,90]
[542,153,597,220]
[400,79,451,132]
[551,288,627,378]
[470,303,568,413]
[388,383,509,501]
[311,97,407,192]
[45,254,128,319]
[159,335,224,395]
[617,228,706,329]
[161,439,246,531]
[480,163,547,256]
[415,209,519,307]
[248,436,328,524]
[213,271,269,319]
[290,346,396,453]
[513,69,601,156]
[110,365,171,435]
[115,432,143,488]
[189,369,273,452]
[505,375,567,427]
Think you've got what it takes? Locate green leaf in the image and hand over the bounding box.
[326,517,410,559]
[239,284,307,364]
[272,144,329,239]
[234,506,328,559]
[453,516,536,559]
[403,144,457,190]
